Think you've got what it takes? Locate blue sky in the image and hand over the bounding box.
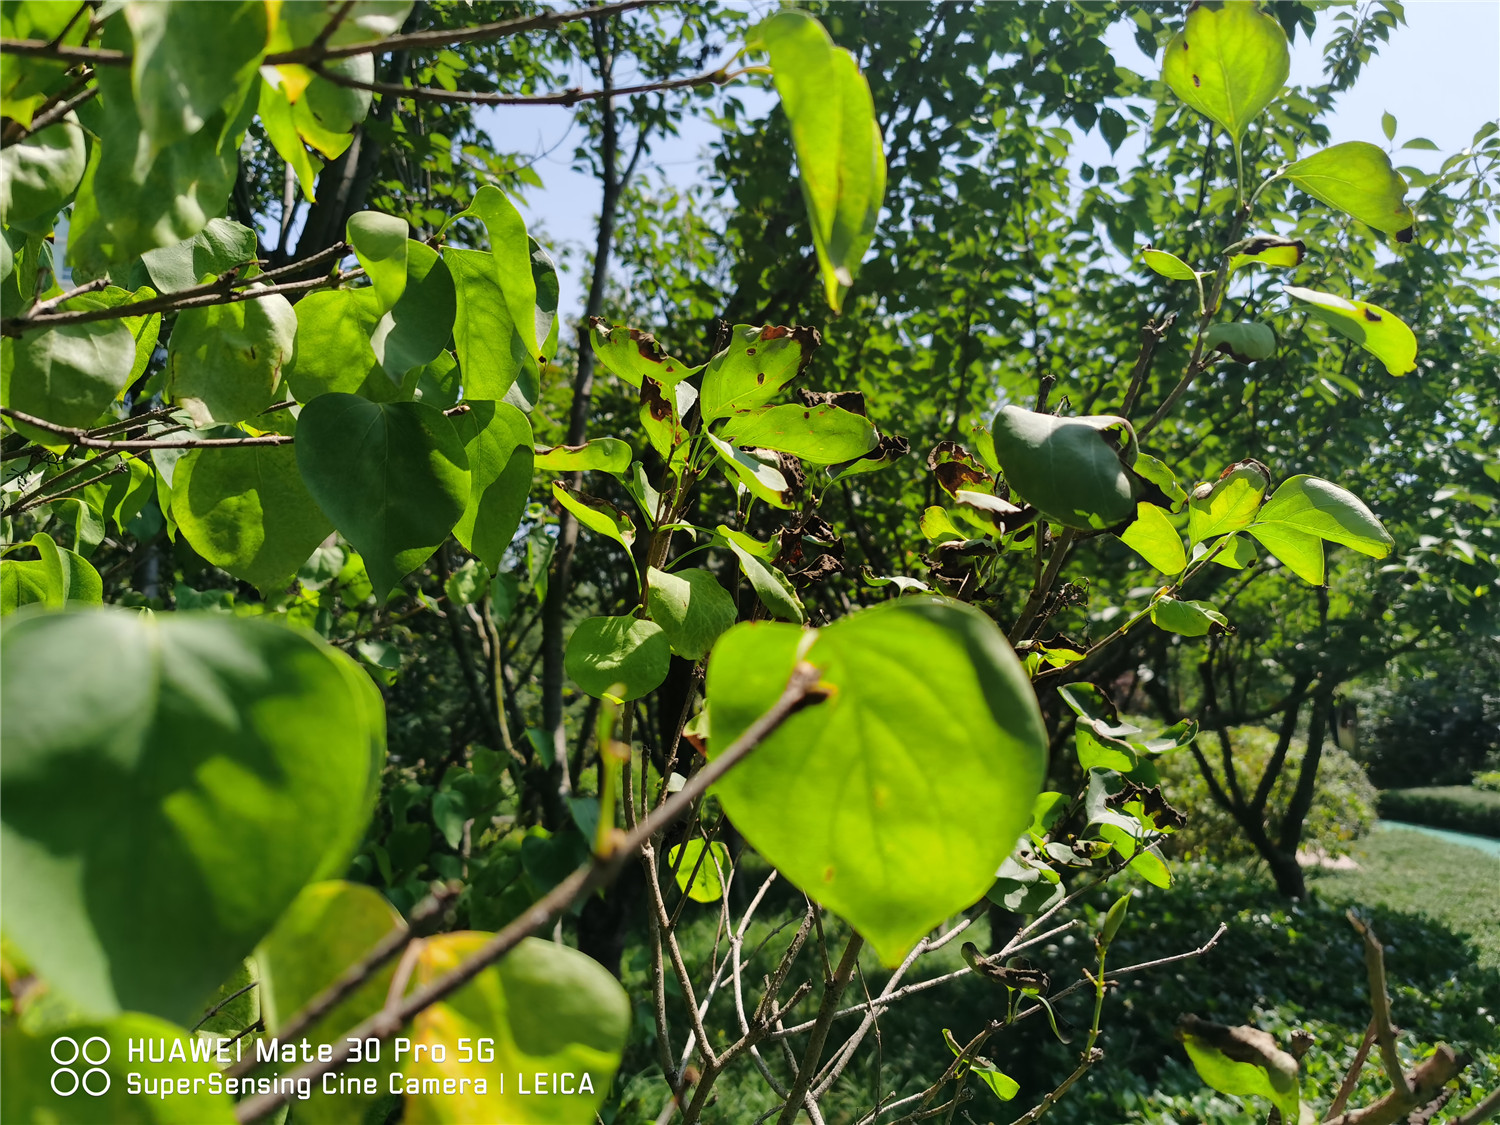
[485,1,1500,323]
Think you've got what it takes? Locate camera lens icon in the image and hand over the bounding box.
[50,1036,111,1096]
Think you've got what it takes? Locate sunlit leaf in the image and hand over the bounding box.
[1284,141,1415,241]
[1161,2,1289,144]
[1284,285,1416,375]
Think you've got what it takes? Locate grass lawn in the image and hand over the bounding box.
[1307,825,1500,968]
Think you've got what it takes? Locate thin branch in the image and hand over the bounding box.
[1448,1088,1500,1125]
[776,932,865,1125]
[1349,912,1410,1098]
[0,38,127,65]
[1,409,295,451]
[1324,1020,1376,1122]
[232,662,827,1123]
[310,58,756,108]
[192,980,260,1032]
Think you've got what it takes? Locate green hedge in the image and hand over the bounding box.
[1378,786,1500,838]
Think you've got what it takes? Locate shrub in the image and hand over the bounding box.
[1378,786,1500,838]
[1474,770,1500,794]
[1156,725,1379,861]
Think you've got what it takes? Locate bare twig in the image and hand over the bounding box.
[1448,1088,1500,1125]
[776,932,865,1125]
[232,662,827,1123]
[1323,1019,1376,1121]
[1349,912,1409,1098]
[2,409,295,451]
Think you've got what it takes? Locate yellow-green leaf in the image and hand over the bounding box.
[1161,2,1289,144]
[1284,286,1417,375]
[1284,141,1415,241]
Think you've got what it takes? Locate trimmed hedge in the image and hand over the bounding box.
[1378,786,1500,838]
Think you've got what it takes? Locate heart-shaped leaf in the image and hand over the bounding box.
[141,218,259,294]
[371,240,457,380]
[166,288,297,425]
[668,839,731,903]
[1161,2,1289,144]
[1120,502,1187,575]
[296,394,470,599]
[0,531,101,614]
[705,598,1047,965]
[0,110,86,231]
[1150,595,1228,637]
[564,615,670,702]
[1205,321,1275,363]
[451,401,533,571]
[1,609,385,1024]
[1284,285,1416,375]
[447,247,536,404]
[646,566,738,660]
[2,321,136,428]
[347,210,409,312]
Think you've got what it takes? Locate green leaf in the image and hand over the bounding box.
[1161,1,1289,144]
[698,323,820,423]
[166,288,297,425]
[295,395,470,599]
[718,402,878,464]
[347,210,409,312]
[919,505,969,543]
[1382,111,1397,142]
[370,240,457,380]
[534,438,633,474]
[1204,321,1276,363]
[124,0,267,153]
[1247,522,1323,585]
[172,443,334,594]
[721,530,804,623]
[565,615,670,702]
[447,247,536,403]
[0,110,86,231]
[552,481,635,554]
[647,566,738,661]
[716,524,779,563]
[2,1013,236,1122]
[450,401,533,571]
[253,880,400,1123]
[0,2,90,128]
[639,377,693,466]
[1284,141,1415,241]
[1128,843,1173,887]
[1150,595,1228,637]
[280,1,414,50]
[589,320,701,387]
[0,608,384,1024]
[0,532,102,614]
[284,288,391,401]
[750,10,885,312]
[1252,474,1394,560]
[1188,460,1270,547]
[1101,892,1131,944]
[991,406,1140,530]
[1059,682,1143,772]
[1283,285,1417,375]
[668,839,731,903]
[1211,533,1259,570]
[141,217,259,293]
[257,77,324,199]
[1120,502,1187,575]
[706,598,1047,965]
[399,933,629,1123]
[942,1027,1021,1101]
[1,321,136,428]
[1178,1015,1301,1120]
[461,185,541,364]
[704,431,795,510]
[1229,235,1305,272]
[1141,247,1198,281]
[445,558,490,608]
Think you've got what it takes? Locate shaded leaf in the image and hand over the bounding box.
[565,615,670,702]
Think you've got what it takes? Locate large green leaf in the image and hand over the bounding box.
[589,320,700,387]
[296,395,470,599]
[280,1,415,50]
[283,287,392,401]
[1247,521,1324,585]
[698,324,820,423]
[1,609,384,1024]
[447,247,535,403]
[347,210,409,312]
[1161,1,1289,144]
[399,933,629,1124]
[1187,460,1270,547]
[718,402,878,464]
[451,401,533,571]
[1,321,136,428]
[0,532,102,614]
[646,566,738,661]
[750,10,886,312]
[124,0,267,153]
[1178,1015,1301,1121]
[0,111,86,232]
[565,615,670,702]
[462,185,541,364]
[991,406,1140,530]
[166,288,297,425]
[2,1013,236,1122]
[704,431,795,510]
[140,217,259,293]
[1284,141,1415,241]
[0,2,90,128]
[1283,286,1417,375]
[371,240,456,380]
[706,598,1047,964]
[1204,321,1275,363]
[173,443,334,594]
[1251,475,1394,560]
[1150,595,1228,637]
